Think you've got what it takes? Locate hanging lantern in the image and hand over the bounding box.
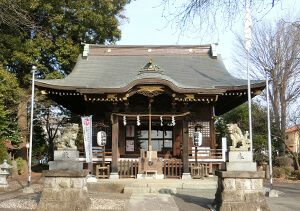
[160,116,163,126]
[97,131,107,146]
[123,116,127,126]
[171,116,175,126]
[193,131,203,147]
[137,115,141,126]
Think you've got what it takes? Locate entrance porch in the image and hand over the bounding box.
[78,138,226,179]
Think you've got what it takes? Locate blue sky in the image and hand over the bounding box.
[117,0,299,74]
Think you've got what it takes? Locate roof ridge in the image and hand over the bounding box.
[87,44,214,48]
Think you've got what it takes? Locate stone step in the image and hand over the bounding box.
[123,183,217,194]
[88,178,218,193]
[123,186,177,194]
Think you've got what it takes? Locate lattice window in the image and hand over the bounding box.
[188,121,210,138]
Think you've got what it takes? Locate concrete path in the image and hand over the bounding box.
[126,193,179,211]
[266,183,300,211]
[174,189,214,211]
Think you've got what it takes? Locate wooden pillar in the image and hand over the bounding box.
[182,119,191,179]
[110,114,119,178]
[210,105,216,149]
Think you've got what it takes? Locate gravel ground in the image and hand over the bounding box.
[90,197,126,210]
[0,193,128,210]
[0,197,38,209]
[0,194,129,210]
[0,176,129,210]
[0,175,299,210]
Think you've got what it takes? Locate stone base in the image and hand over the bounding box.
[266,189,279,197]
[37,169,91,211]
[226,162,257,171]
[109,172,119,179]
[136,173,164,179]
[48,160,83,171]
[226,151,257,171]
[54,149,79,161]
[228,151,253,162]
[181,173,192,180]
[86,175,98,183]
[213,171,270,211]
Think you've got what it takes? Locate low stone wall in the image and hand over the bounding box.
[213,171,270,211]
[37,170,91,211]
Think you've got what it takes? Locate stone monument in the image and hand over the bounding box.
[212,124,269,211]
[48,123,82,170]
[38,123,91,211]
[226,124,256,171]
[137,149,164,179]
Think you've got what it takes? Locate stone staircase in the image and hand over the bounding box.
[87,178,217,194]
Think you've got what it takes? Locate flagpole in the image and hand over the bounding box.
[245,3,253,153]
[28,66,36,187]
[247,50,253,152]
[266,76,273,189]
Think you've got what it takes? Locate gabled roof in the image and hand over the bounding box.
[35,44,265,94]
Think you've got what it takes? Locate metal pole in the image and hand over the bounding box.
[28,66,36,186]
[266,77,273,188]
[148,98,152,151]
[195,146,198,165]
[247,50,253,153]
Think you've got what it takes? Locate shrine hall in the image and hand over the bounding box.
[35,44,265,179]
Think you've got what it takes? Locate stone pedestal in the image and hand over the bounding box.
[37,169,91,211]
[213,171,270,211]
[109,172,120,179]
[181,172,192,180]
[226,151,257,171]
[49,149,82,171]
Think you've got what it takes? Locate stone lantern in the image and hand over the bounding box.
[0,159,12,189]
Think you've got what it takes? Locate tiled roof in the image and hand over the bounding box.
[35,45,265,93]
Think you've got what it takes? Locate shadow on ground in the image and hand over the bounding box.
[173,192,214,211]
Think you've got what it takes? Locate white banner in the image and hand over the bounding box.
[81,116,93,163]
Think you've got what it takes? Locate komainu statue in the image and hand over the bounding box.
[227,124,251,151]
[55,123,79,150]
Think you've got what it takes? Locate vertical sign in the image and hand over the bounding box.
[81,116,93,163]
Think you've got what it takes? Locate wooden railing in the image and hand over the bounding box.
[163,159,182,178]
[188,139,227,162]
[189,147,222,159]
[118,159,139,178]
[78,147,112,162]
[190,162,209,178]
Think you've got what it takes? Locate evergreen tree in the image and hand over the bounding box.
[0,0,131,158]
[216,103,272,165]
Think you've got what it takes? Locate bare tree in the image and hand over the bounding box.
[35,96,71,161]
[0,0,34,30]
[234,19,300,157]
[161,0,280,34]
